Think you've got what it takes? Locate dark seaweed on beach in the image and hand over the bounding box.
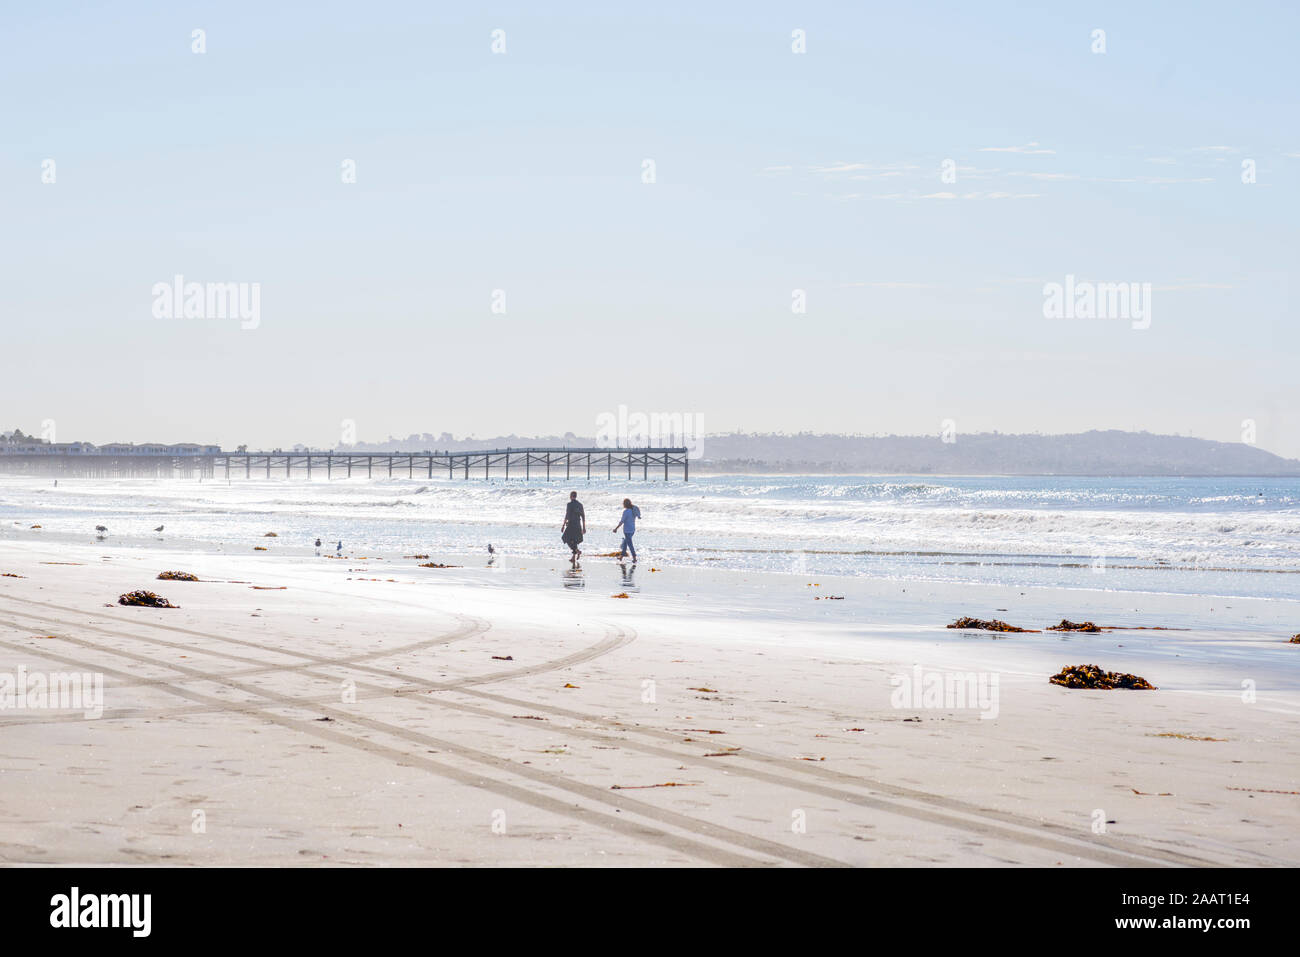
[610,782,694,790]
[1290,634,1300,644]
[1046,619,1102,632]
[947,617,1038,633]
[1049,664,1155,690]
[417,562,460,568]
[118,590,178,608]
[157,571,199,581]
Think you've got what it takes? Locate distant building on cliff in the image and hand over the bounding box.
[0,433,220,455]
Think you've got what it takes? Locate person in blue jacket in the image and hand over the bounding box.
[613,498,642,562]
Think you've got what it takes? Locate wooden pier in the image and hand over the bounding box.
[0,448,690,482]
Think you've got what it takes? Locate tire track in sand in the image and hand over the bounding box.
[0,623,844,867]
[0,598,1208,867]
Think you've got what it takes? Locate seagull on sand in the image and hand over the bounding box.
[95,525,108,536]
[154,525,165,533]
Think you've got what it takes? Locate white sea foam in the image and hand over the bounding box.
[3,475,1297,597]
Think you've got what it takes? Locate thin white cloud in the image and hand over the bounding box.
[1192,145,1238,153]
[811,162,921,175]
[978,142,1055,154]
[962,191,1041,200]
[987,277,1231,292]
[813,179,1041,201]
[810,162,871,173]
[1002,167,1209,185]
[856,190,1046,201]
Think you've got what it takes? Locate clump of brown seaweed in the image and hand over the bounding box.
[947,617,1039,633]
[118,590,178,608]
[1047,619,1102,632]
[157,571,199,581]
[1049,664,1155,690]
[417,562,460,568]
[1290,634,1300,644]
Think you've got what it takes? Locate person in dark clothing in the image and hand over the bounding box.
[561,491,586,561]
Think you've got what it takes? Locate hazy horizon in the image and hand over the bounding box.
[6,2,1297,455]
[7,425,1299,472]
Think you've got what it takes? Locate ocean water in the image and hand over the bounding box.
[2,474,1297,600]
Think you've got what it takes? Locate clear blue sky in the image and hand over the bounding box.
[4,1,1297,456]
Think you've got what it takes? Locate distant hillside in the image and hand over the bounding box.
[335,430,1300,476]
[691,431,1300,476]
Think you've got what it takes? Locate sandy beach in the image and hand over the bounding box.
[2,532,1297,867]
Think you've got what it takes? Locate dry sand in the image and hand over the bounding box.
[1,538,1297,866]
